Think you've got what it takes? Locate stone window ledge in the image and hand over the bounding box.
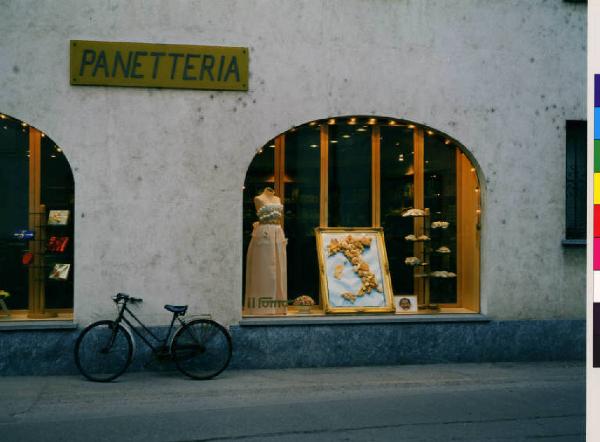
[561,239,586,247]
[239,314,490,326]
[0,320,77,331]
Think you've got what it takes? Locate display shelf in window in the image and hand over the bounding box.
[427,211,458,305]
[402,208,439,311]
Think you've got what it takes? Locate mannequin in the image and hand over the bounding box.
[244,187,288,315]
[253,186,280,209]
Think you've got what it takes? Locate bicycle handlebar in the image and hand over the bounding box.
[112,293,143,304]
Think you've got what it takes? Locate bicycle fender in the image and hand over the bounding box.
[118,321,137,357]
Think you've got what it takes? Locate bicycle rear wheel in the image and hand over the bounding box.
[172,319,232,380]
[74,320,133,382]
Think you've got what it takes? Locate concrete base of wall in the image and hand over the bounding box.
[0,319,585,376]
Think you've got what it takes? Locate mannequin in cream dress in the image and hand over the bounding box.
[245,187,288,315]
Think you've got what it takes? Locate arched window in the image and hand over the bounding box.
[0,113,75,320]
[243,117,480,315]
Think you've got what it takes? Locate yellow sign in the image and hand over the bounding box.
[70,40,248,91]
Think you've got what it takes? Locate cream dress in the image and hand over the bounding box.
[244,204,287,315]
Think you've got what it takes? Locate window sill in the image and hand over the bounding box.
[0,313,76,331]
[561,239,586,248]
[239,313,489,326]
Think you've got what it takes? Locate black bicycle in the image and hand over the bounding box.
[74,293,232,382]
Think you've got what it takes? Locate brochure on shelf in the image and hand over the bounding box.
[48,210,70,226]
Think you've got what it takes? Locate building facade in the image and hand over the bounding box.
[0,0,587,373]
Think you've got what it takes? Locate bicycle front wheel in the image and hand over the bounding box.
[172,319,232,380]
[74,320,134,382]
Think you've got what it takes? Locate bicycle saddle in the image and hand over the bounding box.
[164,304,188,314]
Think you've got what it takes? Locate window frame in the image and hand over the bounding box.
[244,117,481,315]
[563,119,587,245]
[0,115,75,321]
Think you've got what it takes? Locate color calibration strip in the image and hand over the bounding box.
[596,75,600,308]
[595,76,600,367]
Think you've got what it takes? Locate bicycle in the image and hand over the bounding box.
[74,293,232,382]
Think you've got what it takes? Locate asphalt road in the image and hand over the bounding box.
[0,362,585,441]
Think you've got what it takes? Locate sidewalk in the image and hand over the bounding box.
[0,361,585,441]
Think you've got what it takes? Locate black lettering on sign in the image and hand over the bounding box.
[200,55,215,81]
[93,50,109,77]
[183,54,201,80]
[131,51,147,79]
[168,53,184,80]
[79,49,96,76]
[217,55,226,81]
[112,50,133,78]
[150,52,165,79]
[224,56,240,82]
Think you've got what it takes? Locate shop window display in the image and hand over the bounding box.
[284,126,321,305]
[328,120,372,227]
[0,113,74,320]
[242,117,480,316]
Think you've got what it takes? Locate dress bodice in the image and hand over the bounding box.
[257,203,283,224]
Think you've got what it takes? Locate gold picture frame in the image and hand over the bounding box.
[315,227,395,314]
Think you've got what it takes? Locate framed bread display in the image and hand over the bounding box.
[315,227,395,314]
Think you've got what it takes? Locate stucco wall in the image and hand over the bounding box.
[0,0,586,325]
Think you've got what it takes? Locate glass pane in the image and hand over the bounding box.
[284,125,321,304]
[565,120,586,239]
[328,120,371,227]
[424,134,457,304]
[242,141,275,305]
[41,136,75,309]
[380,125,414,295]
[0,119,29,310]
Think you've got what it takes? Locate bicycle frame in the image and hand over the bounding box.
[114,300,185,355]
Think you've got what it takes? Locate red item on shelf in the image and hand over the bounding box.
[47,236,69,253]
[22,252,34,265]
